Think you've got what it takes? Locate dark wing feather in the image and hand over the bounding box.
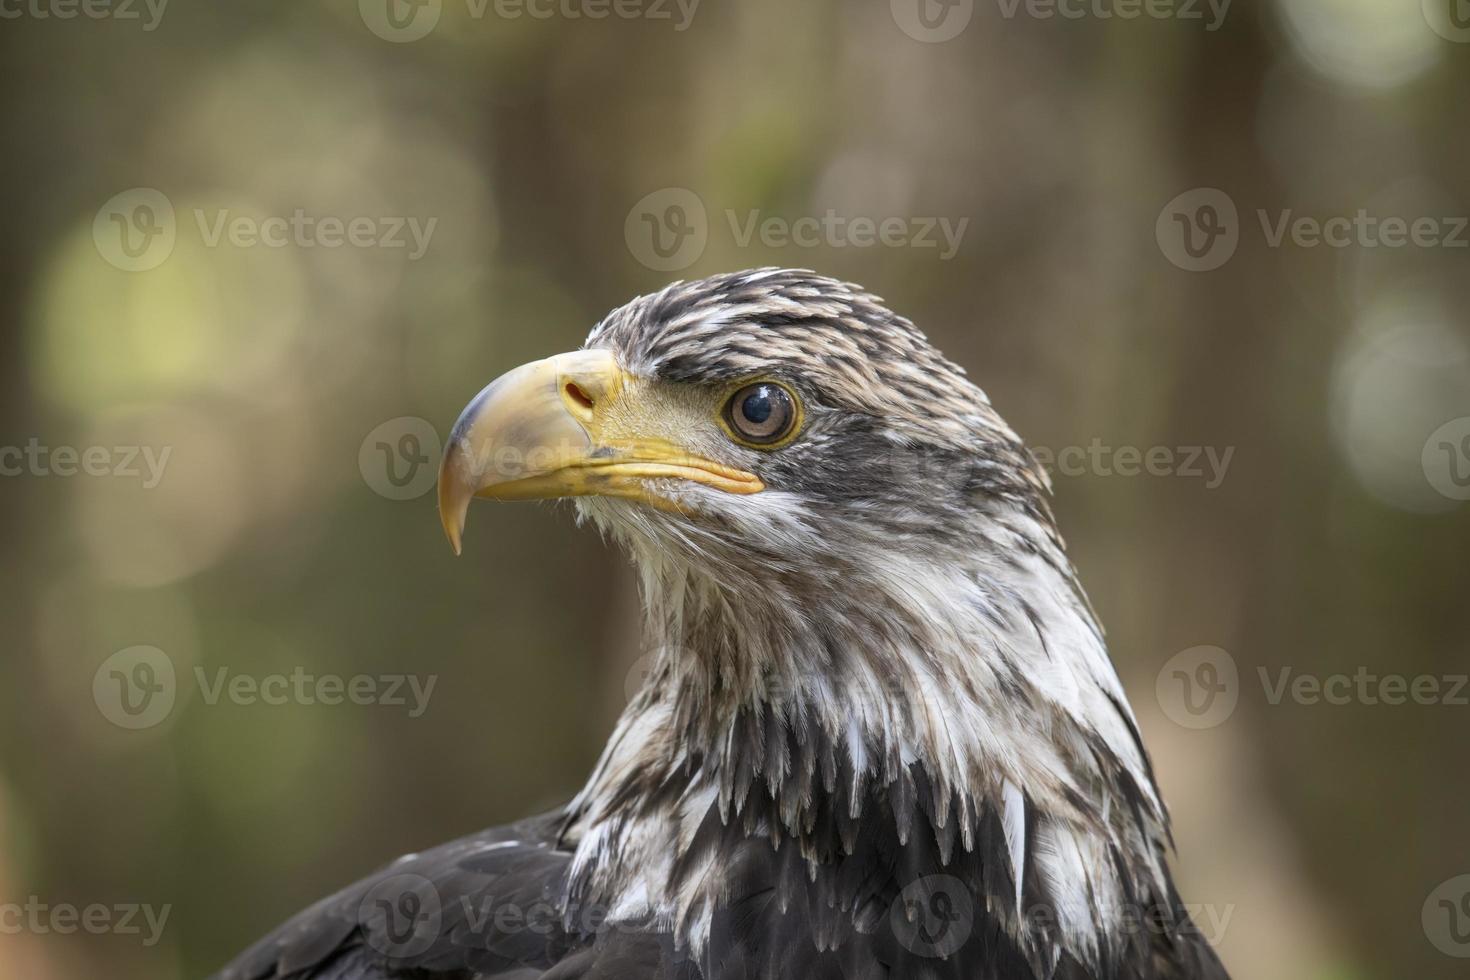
[213,800,1227,980]
[212,811,579,980]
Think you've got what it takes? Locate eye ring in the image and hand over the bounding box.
[722,381,801,448]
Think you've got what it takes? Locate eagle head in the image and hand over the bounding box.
[441,269,1053,617]
[436,269,1223,979]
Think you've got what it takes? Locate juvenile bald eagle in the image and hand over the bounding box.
[218,270,1229,980]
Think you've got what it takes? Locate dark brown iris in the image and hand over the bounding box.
[725,382,797,446]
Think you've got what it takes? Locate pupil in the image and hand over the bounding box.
[743,390,774,424]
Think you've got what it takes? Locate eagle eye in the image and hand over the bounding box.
[723,382,800,447]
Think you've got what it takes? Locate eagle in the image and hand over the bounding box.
[216,269,1230,980]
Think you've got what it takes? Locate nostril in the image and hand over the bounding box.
[564,381,595,413]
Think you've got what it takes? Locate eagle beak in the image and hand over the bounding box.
[437,349,764,554]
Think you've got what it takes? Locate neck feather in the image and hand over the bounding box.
[562,506,1177,972]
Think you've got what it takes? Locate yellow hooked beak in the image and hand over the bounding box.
[437,349,764,554]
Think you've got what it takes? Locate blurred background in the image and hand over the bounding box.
[1,1,1468,977]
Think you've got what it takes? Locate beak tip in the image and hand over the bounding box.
[439,494,468,556]
[437,454,470,557]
